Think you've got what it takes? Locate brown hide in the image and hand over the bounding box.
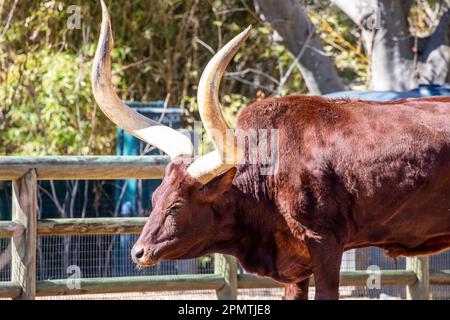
[133,95,450,299]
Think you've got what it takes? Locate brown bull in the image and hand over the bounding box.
[92,1,450,300]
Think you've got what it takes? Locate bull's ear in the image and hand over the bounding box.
[201,167,237,196]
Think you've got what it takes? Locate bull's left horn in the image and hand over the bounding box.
[92,0,194,158]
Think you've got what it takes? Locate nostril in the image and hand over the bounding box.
[135,247,145,259]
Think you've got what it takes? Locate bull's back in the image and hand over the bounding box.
[236,95,450,253]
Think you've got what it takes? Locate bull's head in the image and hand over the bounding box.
[92,1,250,266]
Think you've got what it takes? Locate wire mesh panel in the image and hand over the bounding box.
[2,233,450,299]
[36,234,215,300]
[1,174,450,299]
[37,235,214,280]
[0,238,10,282]
[430,251,450,300]
[237,249,381,300]
[345,247,406,299]
[35,236,450,299]
[1,181,12,286]
[238,247,437,300]
[339,249,358,297]
[238,288,284,300]
[348,247,450,299]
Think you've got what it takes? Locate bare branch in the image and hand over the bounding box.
[332,0,413,28]
[240,0,265,24]
[69,180,79,219]
[158,93,171,123]
[332,0,417,90]
[254,0,344,94]
[225,68,281,85]
[331,0,365,25]
[225,74,277,93]
[113,181,129,217]
[0,0,5,21]
[81,181,89,219]
[121,57,152,71]
[278,24,316,96]
[194,37,216,55]
[419,8,450,83]
[0,0,18,38]
[215,8,247,15]
[39,182,65,217]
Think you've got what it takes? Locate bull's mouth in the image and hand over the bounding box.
[134,239,178,268]
[135,259,158,268]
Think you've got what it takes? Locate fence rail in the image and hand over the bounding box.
[0,156,449,300]
[37,217,147,236]
[0,156,169,181]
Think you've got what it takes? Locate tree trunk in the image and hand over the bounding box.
[332,0,449,90]
[419,9,450,84]
[253,0,345,95]
[260,0,450,92]
[366,0,416,90]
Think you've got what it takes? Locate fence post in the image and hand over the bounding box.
[406,256,430,300]
[11,170,37,300]
[214,254,238,300]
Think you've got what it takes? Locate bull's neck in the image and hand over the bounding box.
[209,184,283,277]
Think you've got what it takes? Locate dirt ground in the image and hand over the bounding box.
[37,289,285,300]
[35,288,377,300]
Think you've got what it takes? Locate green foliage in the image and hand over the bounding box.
[1,1,115,155]
[308,4,369,89]
[0,0,377,155]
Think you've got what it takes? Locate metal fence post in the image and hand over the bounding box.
[11,170,37,300]
[406,256,430,300]
[214,254,238,300]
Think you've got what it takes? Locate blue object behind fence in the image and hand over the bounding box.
[324,84,450,101]
[114,101,187,276]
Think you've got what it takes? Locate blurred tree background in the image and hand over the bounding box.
[1,0,449,156]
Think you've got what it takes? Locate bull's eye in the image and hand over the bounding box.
[168,205,183,215]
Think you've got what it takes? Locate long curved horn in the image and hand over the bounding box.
[187,26,251,184]
[92,0,193,158]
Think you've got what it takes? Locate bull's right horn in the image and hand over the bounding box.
[187,26,252,184]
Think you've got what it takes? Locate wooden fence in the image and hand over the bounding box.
[0,156,449,300]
